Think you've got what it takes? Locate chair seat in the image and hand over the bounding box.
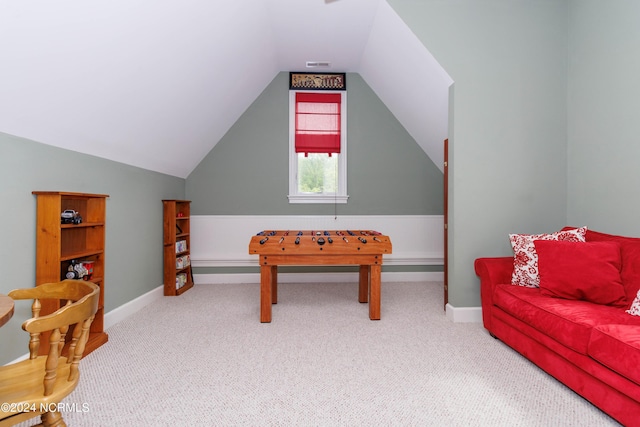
[0,356,78,425]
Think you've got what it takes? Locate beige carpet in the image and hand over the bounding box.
[17,281,619,426]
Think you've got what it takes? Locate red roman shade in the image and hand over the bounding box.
[295,92,341,156]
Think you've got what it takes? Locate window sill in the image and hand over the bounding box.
[288,194,349,204]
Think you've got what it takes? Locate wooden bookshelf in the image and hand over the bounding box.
[163,200,194,296]
[32,191,109,356]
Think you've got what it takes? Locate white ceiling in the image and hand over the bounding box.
[0,0,452,178]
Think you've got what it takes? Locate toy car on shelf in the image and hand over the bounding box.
[65,259,93,280]
[61,209,82,224]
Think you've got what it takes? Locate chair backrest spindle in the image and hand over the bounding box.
[29,297,41,359]
[44,327,61,396]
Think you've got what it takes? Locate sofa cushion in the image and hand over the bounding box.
[535,240,627,307]
[566,227,640,304]
[509,227,587,288]
[493,284,634,355]
[589,324,640,386]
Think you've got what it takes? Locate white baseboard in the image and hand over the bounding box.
[445,303,482,323]
[104,285,164,330]
[194,271,444,285]
[100,281,482,326]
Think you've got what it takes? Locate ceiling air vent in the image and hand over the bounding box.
[306,61,331,68]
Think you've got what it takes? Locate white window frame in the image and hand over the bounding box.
[288,90,349,204]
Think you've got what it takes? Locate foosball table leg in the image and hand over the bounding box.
[369,264,381,320]
[271,265,278,304]
[358,265,370,303]
[260,265,277,323]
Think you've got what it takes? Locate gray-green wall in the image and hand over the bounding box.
[388,0,570,307]
[186,72,443,215]
[0,132,184,364]
[567,0,640,234]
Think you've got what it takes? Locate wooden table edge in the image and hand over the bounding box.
[0,294,15,328]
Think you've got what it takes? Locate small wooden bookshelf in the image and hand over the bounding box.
[163,200,194,296]
[32,191,109,356]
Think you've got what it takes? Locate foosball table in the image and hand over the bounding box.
[249,230,392,322]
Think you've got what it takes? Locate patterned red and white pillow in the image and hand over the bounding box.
[509,226,587,288]
[627,290,640,316]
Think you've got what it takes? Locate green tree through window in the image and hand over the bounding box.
[298,153,337,193]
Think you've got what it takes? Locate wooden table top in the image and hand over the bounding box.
[0,294,14,328]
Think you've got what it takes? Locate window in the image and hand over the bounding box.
[288,90,348,203]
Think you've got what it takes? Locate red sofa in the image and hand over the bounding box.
[475,227,640,427]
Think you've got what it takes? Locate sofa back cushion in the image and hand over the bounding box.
[565,228,640,303]
[535,240,627,307]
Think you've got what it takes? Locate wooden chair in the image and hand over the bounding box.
[0,280,99,427]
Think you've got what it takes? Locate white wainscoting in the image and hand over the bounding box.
[190,215,444,268]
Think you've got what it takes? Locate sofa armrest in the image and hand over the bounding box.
[474,257,514,332]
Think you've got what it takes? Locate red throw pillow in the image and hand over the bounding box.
[509,227,587,288]
[534,240,627,307]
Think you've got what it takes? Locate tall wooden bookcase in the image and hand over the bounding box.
[32,191,109,356]
[163,200,194,296]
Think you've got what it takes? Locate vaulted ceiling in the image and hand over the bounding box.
[0,0,452,178]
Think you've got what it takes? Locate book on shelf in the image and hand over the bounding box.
[176,255,191,269]
[176,240,188,253]
[176,273,188,290]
